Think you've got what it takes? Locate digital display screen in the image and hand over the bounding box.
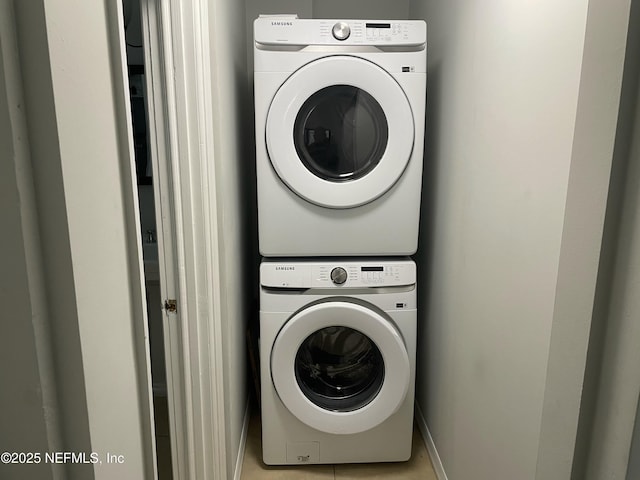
[366,23,391,29]
[361,266,384,272]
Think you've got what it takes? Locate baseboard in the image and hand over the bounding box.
[415,403,449,480]
[233,398,251,480]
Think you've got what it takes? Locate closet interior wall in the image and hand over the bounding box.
[408,1,633,479]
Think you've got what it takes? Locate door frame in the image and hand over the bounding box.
[140,0,226,478]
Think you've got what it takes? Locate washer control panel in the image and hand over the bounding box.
[330,267,348,284]
[255,17,426,47]
[261,259,416,288]
[332,21,351,41]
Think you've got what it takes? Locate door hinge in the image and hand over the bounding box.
[164,299,177,314]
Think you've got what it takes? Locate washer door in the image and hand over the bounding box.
[270,299,410,435]
[266,56,414,209]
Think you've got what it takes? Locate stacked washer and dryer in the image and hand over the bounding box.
[254,16,426,465]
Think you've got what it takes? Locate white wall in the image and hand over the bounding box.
[584,80,640,476]
[7,0,155,478]
[574,2,640,474]
[0,2,59,478]
[534,1,632,477]
[207,1,253,478]
[310,0,409,19]
[409,0,630,478]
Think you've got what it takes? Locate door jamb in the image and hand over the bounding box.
[140,0,227,478]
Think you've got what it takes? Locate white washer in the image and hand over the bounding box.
[260,258,416,464]
[254,17,426,257]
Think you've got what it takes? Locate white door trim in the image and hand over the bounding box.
[140,0,226,478]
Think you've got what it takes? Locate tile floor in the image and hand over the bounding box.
[153,399,435,479]
[241,411,438,480]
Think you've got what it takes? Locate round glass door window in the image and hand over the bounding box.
[295,326,384,412]
[294,85,388,182]
[266,56,415,208]
[270,298,411,434]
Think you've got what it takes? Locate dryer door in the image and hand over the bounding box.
[266,56,414,209]
[270,299,410,435]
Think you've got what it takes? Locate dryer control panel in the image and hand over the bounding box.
[254,17,426,48]
[261,259,416,288]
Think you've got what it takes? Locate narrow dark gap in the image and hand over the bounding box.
[122,0,173,478]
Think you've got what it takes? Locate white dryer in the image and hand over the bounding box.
[260,258,416,464]
[254,17,426,256]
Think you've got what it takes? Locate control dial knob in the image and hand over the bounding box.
[330,267,348,285]
[332,22,351,41]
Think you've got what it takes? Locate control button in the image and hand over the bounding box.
[332,22,351,41]
[330,267,348,285]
